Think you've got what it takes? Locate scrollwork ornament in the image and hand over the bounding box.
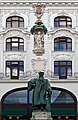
[32,3,46,19]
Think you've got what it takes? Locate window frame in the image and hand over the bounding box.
[54,37,72,51]
[54,16,72,28]
[54,61,72,79]
[6,37,24,51]
[6,16,24,28]
[6,61,24,79]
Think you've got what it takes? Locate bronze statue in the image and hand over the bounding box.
[28,71,52,111]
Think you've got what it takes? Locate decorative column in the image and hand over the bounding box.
[31,3,47,56]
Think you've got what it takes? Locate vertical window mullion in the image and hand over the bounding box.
[59,62,60,77]
[18,18,20,27]
[59,39,60,50]
[66,38,67,50]
[18,38,19,50]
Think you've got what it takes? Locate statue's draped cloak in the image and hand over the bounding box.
[28,77,52,106]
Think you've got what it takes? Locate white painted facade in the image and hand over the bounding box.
[0,0,78,119]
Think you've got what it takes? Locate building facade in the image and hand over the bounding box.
[0,0,78,120]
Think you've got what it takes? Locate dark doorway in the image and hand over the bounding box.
[11,62,19,79]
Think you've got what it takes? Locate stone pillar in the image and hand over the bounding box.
[31,112,53,120]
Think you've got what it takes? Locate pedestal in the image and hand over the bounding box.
[31,111,53,120]
[33,48,45,56]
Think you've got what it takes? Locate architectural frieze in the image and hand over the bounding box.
[0,2,78,8]
[4,51,26,60]
[52,51,74,60]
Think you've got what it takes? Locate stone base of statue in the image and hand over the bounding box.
[31,111,53,120]
[33,48,45,56]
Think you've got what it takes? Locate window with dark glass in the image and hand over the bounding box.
[2,87,77,120]
[4,90,27,104]
[6,16,24,28]
[6,61,24,78]
[51,90,74,103]
[54,61,72,79]
[54,16,72,28]
[6,37,24,51]
[54,37,72,51]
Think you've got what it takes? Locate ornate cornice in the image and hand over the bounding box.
[0,2,78,7]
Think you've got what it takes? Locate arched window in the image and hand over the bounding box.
[6,37,24,51]
[54,16,72,28]
[3,89,27,104]
[54,37,72,51]
[1,87,77,120]
[51,88,74,103]
[6,16,24,28]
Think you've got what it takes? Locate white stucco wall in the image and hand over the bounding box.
[0,1,78,116]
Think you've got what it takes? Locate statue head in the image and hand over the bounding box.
[38,71,44,78]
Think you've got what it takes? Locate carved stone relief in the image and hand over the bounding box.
[34,32,44,50]
[58,10,68,16]
[32,58,47,71]
[4,29,25,39]
[52,52,74,61]
[33,3,46,19]
[4,52,26,60]
[52,29,75,39]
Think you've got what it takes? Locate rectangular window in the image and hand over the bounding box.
[6,37,24,51]
[6,61,24,79]
[54,61,72,79]
[54,37,72,51]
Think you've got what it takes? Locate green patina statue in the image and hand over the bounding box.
[28,71,52,111]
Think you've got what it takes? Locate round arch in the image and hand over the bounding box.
[1,87,77,120]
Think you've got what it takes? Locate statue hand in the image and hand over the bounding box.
[32,84,36,88]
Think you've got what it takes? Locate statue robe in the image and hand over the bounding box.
[28,77,52,106]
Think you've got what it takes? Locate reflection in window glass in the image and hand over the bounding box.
[60,67,66,77]
[51,90,74,103]
[54,61,72,79]
[54,37,72,51]
[4,90,27,104]
[3,88,75,105]
[29,90,33,104]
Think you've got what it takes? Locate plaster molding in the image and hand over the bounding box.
[58,10,68,16]
[52,52,74,61]
[48,28,76,36]
[31,57,47,71]
[3,28,30,36]
[4,52,26,60]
